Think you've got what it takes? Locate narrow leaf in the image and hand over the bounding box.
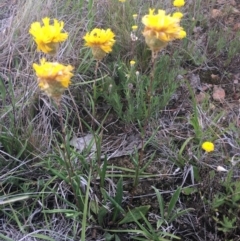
[32,234,55,241]
[101,188,125,213]
[100,157,107,188]
[118,205,150,225]
[0,233,14,241]
[168,208,194,223]
[152,186,165,218]
[113,176,123,221]
[167,187,181,220]
[98,206,108,226]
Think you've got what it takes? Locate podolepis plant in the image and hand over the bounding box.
[83,28,116,61]
[33,58,73,101]
[30,18,81,213]
[28,5,188,238]
[142,8,186,56]
[83,27,116,130]
[132,7,187,189]
[29,17,68,54]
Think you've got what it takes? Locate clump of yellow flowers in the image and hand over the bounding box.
[142,9,186,53]
[29,17,68,54]
[33,58,74,100]
[30,17,73,100]
[83,28,116,60]
[202,141,215,153]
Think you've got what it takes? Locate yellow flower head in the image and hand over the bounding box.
[172,12,184,19]
[119,0,126,2]
[133,14,138,20]
[132,25,138,31]
[202,141,214,153]
[142,9,186,52]
[29,17,68,54]
[33,58,74,98]
[83,28,116,60]
[173,0,185,7]
[130,60,136,66]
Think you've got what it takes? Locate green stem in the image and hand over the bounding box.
[92,60,99,128]
[134,51,157,189]
[56,98,81,211]
[81,167,92,241]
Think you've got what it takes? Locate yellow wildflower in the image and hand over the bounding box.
[29,17,68,54]
[119,0,126,2]
[133,14,138,20]
[142,9,186,52]
[33,58,74,99]
[202,141,214,153]
[83,28,115,60]
[172,12,184,19]
[130,60,136,66]
[173,0,185,7]
[179,30,187,38]
[132,25,138,31]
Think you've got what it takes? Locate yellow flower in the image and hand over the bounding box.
[132,25,138,31]
[130,60,136,66]
[172,12,184,19]
[133,14,138,20]
[29,17,68,54]
[33,58,74,98]
[83,28,116,60]
[142,9,186,52]
[173,0,185,7]
[179,30,186,38]
[202,141,214,153]
[119,0,126,2]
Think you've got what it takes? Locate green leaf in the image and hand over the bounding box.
[100,157,107,188]
[182,187,198,195]
[177,137,193,167]
[101,188,125,214]
[114,234,121,241]
[113,176,123,221]
[31,234,55,241]
[90,200,99,214]
[118,205,150,225]
[193,166,200,182]
[98,206,108,226]
[167,187,181,220]
[114,177,123,205]
[0,78,6,105]
[212,195,225,209]
[0,233,14,241]
[127,211,151,238]
[105,232,114,241]
[168,208,194,223]
[157,219,164,230]
[140,152,156,172]
[0,195,29,205]
[152,186,165,218]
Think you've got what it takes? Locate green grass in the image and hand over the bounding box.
[1,0,240,240]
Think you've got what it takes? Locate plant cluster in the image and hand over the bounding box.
[27,1,190,240]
